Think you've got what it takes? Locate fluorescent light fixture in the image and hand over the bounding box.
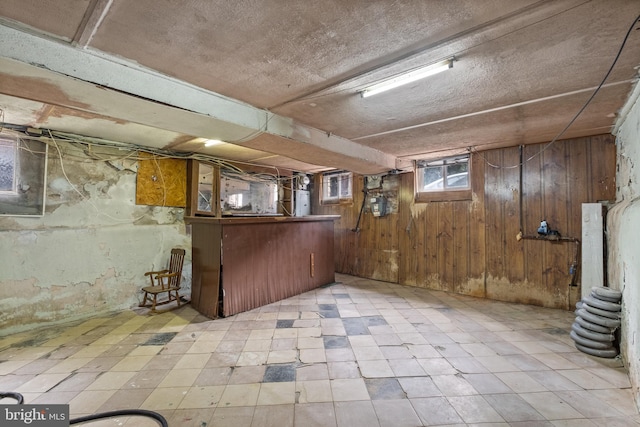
[204,139,224,147]
[361,58,453,98]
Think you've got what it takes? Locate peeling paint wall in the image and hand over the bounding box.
[0,140,190,336]
[609,90,640,409]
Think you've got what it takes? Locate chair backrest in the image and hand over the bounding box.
[168,248,186,288]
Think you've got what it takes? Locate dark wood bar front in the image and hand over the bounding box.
[186,216,339,318]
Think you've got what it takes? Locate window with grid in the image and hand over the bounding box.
[415,154,471,202]
[0,136,17,194]
[321,170,352,202]
[0,134,48,216]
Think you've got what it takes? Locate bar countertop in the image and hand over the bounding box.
[184,215,340,225]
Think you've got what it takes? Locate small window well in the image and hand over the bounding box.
[321,170,352,203]
[415,154,471,202]
[0,133,48,216]
[0,137,18,193]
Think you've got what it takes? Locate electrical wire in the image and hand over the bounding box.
[0,392,24,404]
[474,13,640,169]
[3,113,310,222]
[70,409,168,426]
[16,140,48,156]
[151,155,167,207]
[4,125,274,174]
[0,391,168,427]
[397,146,471,176]
[226,109,278,143]
[47,130,149,223]
[2,119,306,189]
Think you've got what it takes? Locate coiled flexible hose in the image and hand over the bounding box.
[0,392,168,426]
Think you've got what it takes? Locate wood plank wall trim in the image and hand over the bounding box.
[314,135,616,310]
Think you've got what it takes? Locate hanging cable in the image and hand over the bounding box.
[69,409,168,426]
[474,13,640,169]
[1,391,168,426]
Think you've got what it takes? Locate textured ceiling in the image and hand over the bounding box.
[0,0,639,174]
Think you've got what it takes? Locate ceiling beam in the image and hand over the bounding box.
[72,0,115,47]
[0,23,396,174]
[353,80,632,141]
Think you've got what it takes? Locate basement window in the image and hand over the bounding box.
[415,154,471,202]
[321,170,352,203]
[0,134,48,216]
[0,137,17,193]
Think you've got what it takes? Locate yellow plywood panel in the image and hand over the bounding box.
[136,153,187,207]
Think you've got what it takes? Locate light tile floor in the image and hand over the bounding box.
[1,274,638,426]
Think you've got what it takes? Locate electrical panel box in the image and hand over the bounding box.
[365,175,383,190]
[294,190,311,216]
[370,196,387,217]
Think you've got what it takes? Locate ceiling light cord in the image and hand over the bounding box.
[476,13,640,170]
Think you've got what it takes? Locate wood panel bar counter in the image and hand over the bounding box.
[185,215,339,318]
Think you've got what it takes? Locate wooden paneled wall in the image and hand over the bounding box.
[314,135,616,309]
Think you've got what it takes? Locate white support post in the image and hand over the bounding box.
[581,203,604,299]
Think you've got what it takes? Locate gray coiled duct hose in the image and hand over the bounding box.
[571,286,622,358]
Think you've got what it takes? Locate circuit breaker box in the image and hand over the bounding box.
[370,196,387,217]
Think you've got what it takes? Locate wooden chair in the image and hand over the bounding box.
[140,248,186,312]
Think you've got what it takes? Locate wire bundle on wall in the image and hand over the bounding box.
[0,123,303,222]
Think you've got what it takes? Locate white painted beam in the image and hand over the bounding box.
[582,203,604,299]
[0,24,396,174]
